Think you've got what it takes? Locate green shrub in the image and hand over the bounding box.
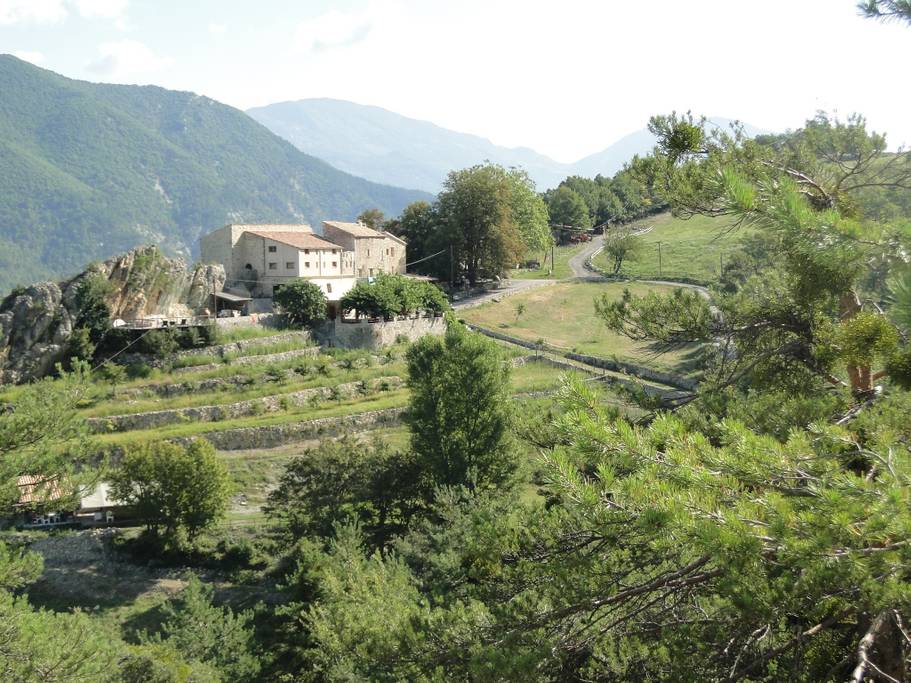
[68,326,96,363]
[273,279,328,327]
[125,362,153,379]
[139,329,181,358]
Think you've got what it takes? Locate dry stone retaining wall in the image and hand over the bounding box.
[169,347,319,375]
[325,316,446,350]
[174,407,407,451]
[88,376,404,433]
[172,330,312,359]
[467,324,696,391]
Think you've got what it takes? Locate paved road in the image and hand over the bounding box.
[451,278,553,310]
[568,234,605,279]
[566,231,713,303]
[452,227,715,310]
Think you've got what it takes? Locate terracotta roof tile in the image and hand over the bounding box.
[322,220,386,238]
[247,231,341,251]
[229,223,313,232]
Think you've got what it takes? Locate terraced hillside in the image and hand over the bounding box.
[1,328,627,522]
[3,320,682,666]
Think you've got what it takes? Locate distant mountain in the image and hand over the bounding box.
[248,99,765,193]
[0,56,430,294]
[571,118,766,179]
[247,98,570,193]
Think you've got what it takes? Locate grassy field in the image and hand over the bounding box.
[595,212,749,283]
[510,243,585,280]
[458,280,702,375]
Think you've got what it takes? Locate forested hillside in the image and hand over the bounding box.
[0,56,430,294]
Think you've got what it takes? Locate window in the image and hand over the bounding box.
[268,245,277,253]
[268,262,277,270]
[332,249,337,254]
[286,262,294,269]
[326,283,332,293]
[332,261,337,268]
[367,249,371,257]
[304,249,310,254]
[304,261,310,268]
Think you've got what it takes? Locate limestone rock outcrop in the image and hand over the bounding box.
[0,246,225,384]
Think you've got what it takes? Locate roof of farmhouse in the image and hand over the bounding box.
[322,220,408,245]
[247,230,342,251]
[227,223,313,232]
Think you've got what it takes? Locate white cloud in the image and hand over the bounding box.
[208,23,226,34]
[0,0,67,25]
[12,50,46,64]
[86,39,172,80]
[292,6,376,54]
[72,0,127,18]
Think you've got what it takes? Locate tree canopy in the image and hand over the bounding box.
[110,439,230,546]
[405,320,516,491]
[273,279,328,327]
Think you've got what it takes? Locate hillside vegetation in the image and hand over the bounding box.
[0,56,430,294]
[459,280,703,376]
[594,212,750,282]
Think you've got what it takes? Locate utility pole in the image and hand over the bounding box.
[657,241,663,278]
[449,244,455,291]
[551,241,555,277]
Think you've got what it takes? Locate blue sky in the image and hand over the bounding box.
[1,0,908,163]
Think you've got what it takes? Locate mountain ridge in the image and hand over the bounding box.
[248,98,765,193]
[0,56,431,294]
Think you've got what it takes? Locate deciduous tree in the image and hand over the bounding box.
[602,230,644,274]
[273,278,328,327]
[356,207,387,229]
[546,185,591,229]
[110,439,230,545]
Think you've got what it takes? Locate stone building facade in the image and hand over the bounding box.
[200,221,407,300]
[321,221,407,277]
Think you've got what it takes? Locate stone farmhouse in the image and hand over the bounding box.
[199,221,406,301]
[322,220,407,277]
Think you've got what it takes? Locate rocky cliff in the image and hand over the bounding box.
[0,246,225,384]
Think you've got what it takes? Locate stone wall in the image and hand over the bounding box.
[466,324,697,391]
[173,407,406,451]
[325,315,446,350]
[213,312,282,330]
[169,347,319,375]
[511,354,689,403]
[87,376,403,433]
[172,330,312,359]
